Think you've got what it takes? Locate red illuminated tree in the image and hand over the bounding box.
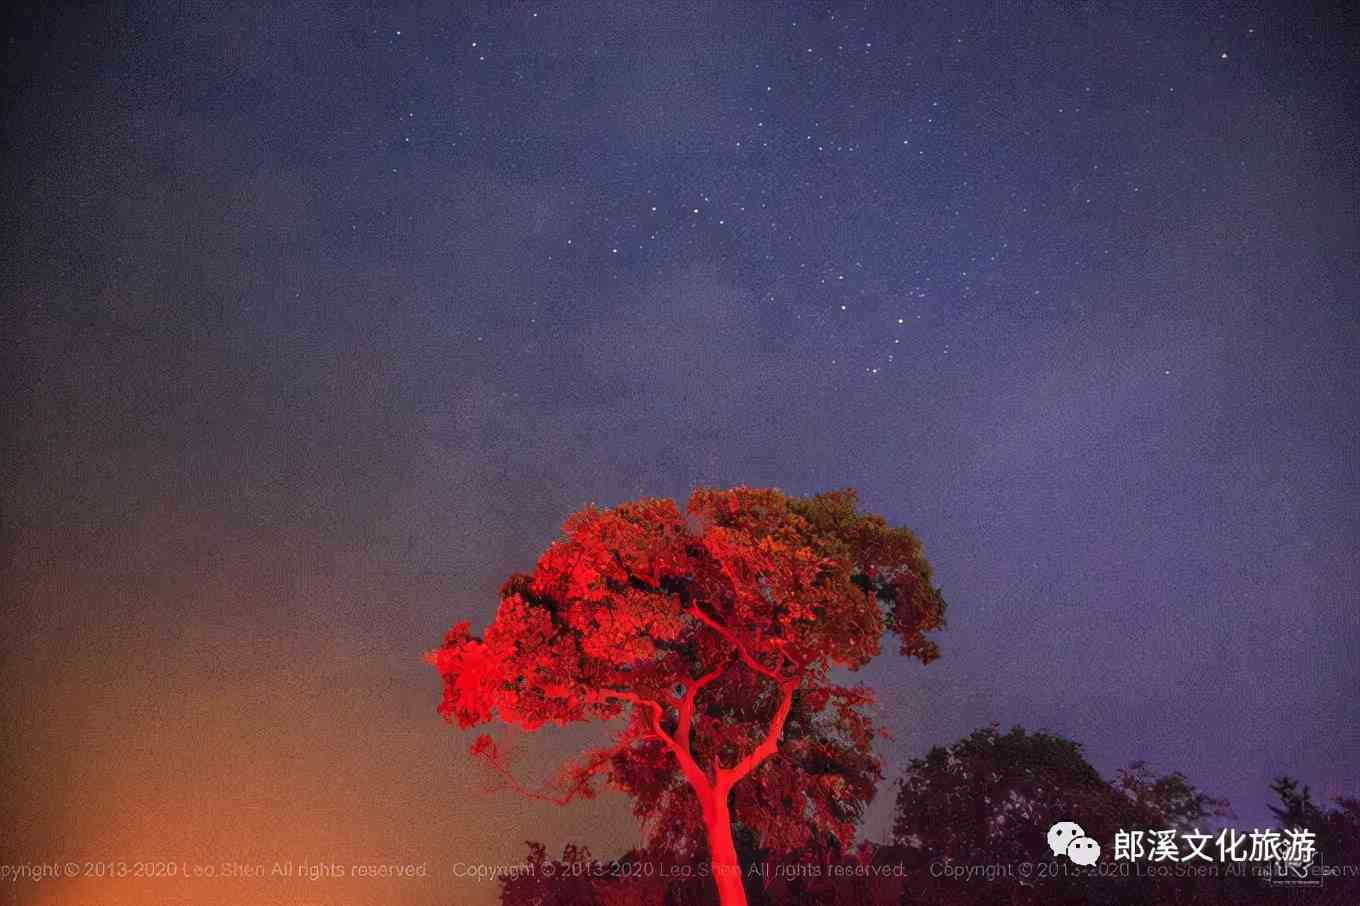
[428,487,946,906]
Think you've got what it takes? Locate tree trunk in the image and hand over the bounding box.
[702,786,748,906]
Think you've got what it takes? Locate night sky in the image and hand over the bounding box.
[3,2,1357,905]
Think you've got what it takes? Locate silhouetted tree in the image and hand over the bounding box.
[1269,776,1360,903]
[892,725,1232,905]
[430,487,946,906]
[1113,760,1232,829]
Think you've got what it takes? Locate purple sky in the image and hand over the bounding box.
[3,2,1357,904]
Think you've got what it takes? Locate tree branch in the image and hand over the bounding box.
[716,678,798,792]
[676,658,729,759]
[478,756,583,806]
[472,736,626,807]
[588,688,711,794]
[688,604,783,681]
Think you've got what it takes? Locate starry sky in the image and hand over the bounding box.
[3,1,1357,904]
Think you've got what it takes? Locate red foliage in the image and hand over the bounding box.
[429,487,945,905]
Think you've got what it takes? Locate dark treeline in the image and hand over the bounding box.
[498,726,1359,905]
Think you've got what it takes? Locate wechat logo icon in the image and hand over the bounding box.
[1047,820,1101,865]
